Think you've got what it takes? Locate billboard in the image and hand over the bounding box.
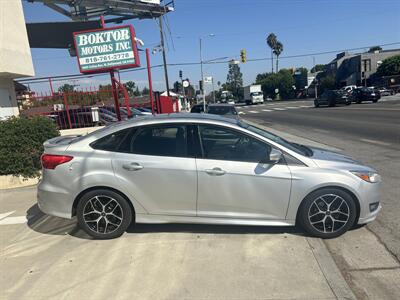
[73,25,140,73]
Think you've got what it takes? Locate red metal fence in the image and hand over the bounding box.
[20,87,153,130]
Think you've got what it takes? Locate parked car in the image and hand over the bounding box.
[135,107,153,115]
[314,90,351,107]
[38,114,381,239]
[351,87,381,103]
[190,103,207,113]
[340,85,357,96]
[207,104,239,119]
[377,87,393,97]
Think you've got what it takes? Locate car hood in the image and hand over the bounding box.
[308,146,375,172]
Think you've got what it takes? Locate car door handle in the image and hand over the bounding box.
[205,167,226,176]
[122,162,144,171]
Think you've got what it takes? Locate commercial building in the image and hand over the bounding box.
[326,48,400,87]
[0,0,34,120]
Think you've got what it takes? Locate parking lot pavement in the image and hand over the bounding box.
[0,183,354,298]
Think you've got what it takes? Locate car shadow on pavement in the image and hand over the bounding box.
[27,204,309,239]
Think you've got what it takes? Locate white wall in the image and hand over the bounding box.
[0,0,34,78]
[0,0,34,118]
[0,78,19,120]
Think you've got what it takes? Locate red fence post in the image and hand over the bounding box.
[146,48,155,114]
[110,70,122,121]
[63,93,72,129]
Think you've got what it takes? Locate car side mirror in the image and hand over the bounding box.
[268,148,283,164]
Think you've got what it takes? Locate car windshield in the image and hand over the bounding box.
[208,106,237,115]
[238,121,313,156]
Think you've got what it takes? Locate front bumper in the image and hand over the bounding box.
[356,179,382,225]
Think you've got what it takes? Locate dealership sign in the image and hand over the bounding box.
[73,25,140,73]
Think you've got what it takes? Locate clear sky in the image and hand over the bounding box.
[22,0,400,93]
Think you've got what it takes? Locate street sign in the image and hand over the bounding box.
[73,25,140,73]
[182,80,190,88]
[204,76,213,84]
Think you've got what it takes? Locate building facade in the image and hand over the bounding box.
[327,49,400,87]
[0,0,34,120]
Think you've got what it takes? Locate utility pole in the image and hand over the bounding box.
[199,37,205,110]
[159,16,170,96]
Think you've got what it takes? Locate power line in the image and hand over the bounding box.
[18,41,400,84]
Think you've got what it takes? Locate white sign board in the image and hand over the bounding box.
[204,76,213,84]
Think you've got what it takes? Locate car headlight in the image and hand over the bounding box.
[351,171,381,183]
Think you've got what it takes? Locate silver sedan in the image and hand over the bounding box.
[38,114,381,239]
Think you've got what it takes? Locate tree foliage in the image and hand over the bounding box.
[319,74,337,93]
[376,55,400,77]
[311,64,325,73]
[123,81,136,95]
[226,63,243,99]
[0,116,60,178]
[58,84,75,93]
[256,69,295,99]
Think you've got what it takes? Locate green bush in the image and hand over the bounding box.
[0,116,60,178]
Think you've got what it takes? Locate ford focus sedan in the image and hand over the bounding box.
[38,114,381,239]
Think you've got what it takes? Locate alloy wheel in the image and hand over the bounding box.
[308,194,350,233]
[83,195,123,234]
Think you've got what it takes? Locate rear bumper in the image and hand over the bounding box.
[37,181,74,219]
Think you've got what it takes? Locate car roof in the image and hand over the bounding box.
[208,103,235,107]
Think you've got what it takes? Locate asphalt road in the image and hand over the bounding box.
[237,96,400,149]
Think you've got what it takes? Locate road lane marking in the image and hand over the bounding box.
[262,109,273,112]
[360,139,391,146]
[238,111,245,115]
[272,108,286,111]
[285,106,301,109]
[0,211,15,220]
[0,216,27,225]
[248,111,259,113]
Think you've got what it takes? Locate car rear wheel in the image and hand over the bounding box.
[373,99,378,103]
[314,100,319,108]
[298,188,356,238]
[77,189,133,239]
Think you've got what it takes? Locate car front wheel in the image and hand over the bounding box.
[298,188,356,238]
[77,189,133,239]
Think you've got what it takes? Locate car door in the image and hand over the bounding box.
[112,123,197,216]
[195,124,292,220]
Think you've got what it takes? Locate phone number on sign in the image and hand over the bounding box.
[83,53,131,64]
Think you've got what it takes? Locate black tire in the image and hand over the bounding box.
[372,99,378,103]
[345,101,351,106]
[298,188,357,239]
[314,100,319,108]
[77,189,133,239]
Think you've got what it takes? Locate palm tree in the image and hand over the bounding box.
[273,41,283,72]
[266,33,277,73]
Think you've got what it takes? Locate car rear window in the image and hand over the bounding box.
[207,106,237,115]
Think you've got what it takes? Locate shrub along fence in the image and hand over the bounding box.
[0,116,60,178]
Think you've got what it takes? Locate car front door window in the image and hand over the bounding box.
[199,125,271,163]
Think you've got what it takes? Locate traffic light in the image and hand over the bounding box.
[199,80,203,91]
[240,49,247,63]
[179,70,183,79]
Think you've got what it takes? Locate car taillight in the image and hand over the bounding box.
[41,154,73,169]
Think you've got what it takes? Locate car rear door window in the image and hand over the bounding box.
[198,125,271,163]
[129,124,187,157]
[90,128,132,152]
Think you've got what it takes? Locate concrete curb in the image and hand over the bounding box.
[0,175,39,190]
[307,237,357,300]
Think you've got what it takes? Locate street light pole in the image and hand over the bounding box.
[159,16,170,96]
[199,37,205,111]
